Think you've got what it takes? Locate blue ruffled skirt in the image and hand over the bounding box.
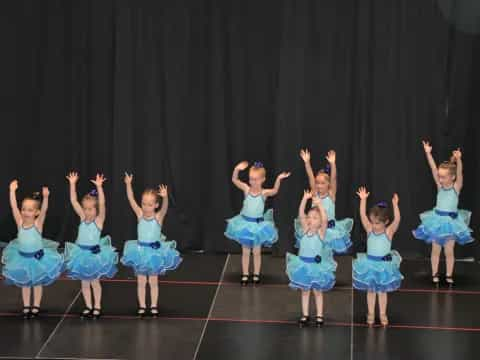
[225,209,278,248]
[294,218,353,253]
[285,251,337,291]
[121,236,182,276]
[352,251,403,292]
[413,209,474,246]
[1,239,64,287]
[64,236,118,281]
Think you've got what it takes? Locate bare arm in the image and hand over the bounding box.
[263,172,290,197]
[423,141,440,187]
[232,161,250,194]
[124,173,143,218]
[452,149,463,193]
[298,190,312,233]
[66,172,85,220]
[36,187,49,230]
[387,193,400,239]
[300,149,316,192]
[326,150,337,200]
[9,180,22,227]
[91,174,107,226]
[314,197,328,239]
[156,184,168,224]
[356,187,372,233]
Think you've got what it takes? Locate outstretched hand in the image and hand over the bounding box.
[356,186,370,200]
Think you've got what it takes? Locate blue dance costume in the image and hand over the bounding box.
[2,225,63,287]
[225,193,278,248]
[64,221,118,281]
[413,187,473,246]
[295,195,353,253]
[353,232,403,292]
[121,217,182,276]
[286,230,337,291]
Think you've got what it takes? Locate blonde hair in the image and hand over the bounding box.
[439,160,457,177]
[142,188,160,202]
[249,165,266,178]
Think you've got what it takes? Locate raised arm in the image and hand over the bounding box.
[232,161,250,194]
[422,141,440,187]
[91,173,107,225]
[9,180,22,227]
[313,196,328,239]
[36,187,49,230]
[387,193,400,238]
[156,184,169,224]
[263,171,291,197]
[326,150,337,200]
[66,172,85,220]
[452,149,463,193]
[300,149,316,192]
[356,186,372,233]
[124,173,143,218]
[298,190,312,232]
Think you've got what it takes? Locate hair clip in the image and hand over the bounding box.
[376,201,388,208]
[88,189,98,197]
[252,161,264,168]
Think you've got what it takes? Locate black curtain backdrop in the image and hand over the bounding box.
[1,0,479,258]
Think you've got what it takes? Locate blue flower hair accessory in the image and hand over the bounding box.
[252,161,264,168]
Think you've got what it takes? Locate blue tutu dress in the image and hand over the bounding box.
[64,221,118,281]
[413,187,473,246]
[121,217,182,276]
[225,193,278,248]
[353,232,403,293]
[294,195,353,253]
[286,230,337,291]
[2,225,64,287]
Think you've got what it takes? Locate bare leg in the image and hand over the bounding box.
[148,275,159,314]
[444,239,455,283]
[81,280,93,310]
[367,291,376,325]
[431,242,442,280]
[252,246,262,275]
[21,287,31,308]
[301,290,310,316]
[241,246,251,276]
[137,275,147,313]
[91,279,102,310]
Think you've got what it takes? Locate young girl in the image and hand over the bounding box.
[353,187,403,327]
[286,190,337,327]
[64,172,118,319]
[298,149,353,253]
[121,173,182,317]
[225,161,290,286]
[413,142,473,286]
[2,180,63,318]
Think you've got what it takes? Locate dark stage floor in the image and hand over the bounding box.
[0,254,479,360]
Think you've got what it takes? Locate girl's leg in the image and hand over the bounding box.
[367,291,376,325]
[241,246,251,275]
[444,239,456,284]
[313,290,325,326]
[91,279,102,311]
[431,242,442,282]
[378,292,388,326]
[299,290,310,325]
[31,286,43,316]
[252,246,262,283]
[148,275,159,315]
[137,275,147,315]
[81,280,93,310]
[21,287,31,308]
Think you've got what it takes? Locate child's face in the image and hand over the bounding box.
[369,215,388,233]
[248,170,265,189]
[306,209,322,231]
[438,168,455,187]
[21,200,40,223]
[82,199,98,221]
[315,174,330,195]
[141,194,159,217]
